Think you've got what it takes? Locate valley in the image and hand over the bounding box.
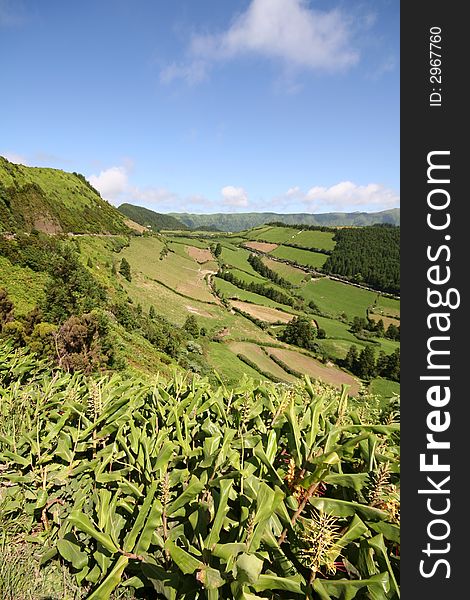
[0,157,400,398]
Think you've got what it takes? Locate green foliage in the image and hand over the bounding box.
[213,242,222,258]
[43,243,107,323]
[183,314,200,337]
[280,316,318,350]
[119,258,132,282]
[0,156,130,234]
[0,343,400,599]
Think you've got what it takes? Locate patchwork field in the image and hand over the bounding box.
[270,245,328,268]
[231,300,294,323]
[243,241,278,253]
[299,278,378,319]
[121,237,217,303]
[185,245,214,263]
[245,226,336,251]
[261,256,307,285]
[228,342,298,383]
[268,347,360,395]
[214,278,297,311]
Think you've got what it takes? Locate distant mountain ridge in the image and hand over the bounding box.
[118,203,188,231]
[0,156,130,234]
[168,209,400,232]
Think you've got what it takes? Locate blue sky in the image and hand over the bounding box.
[0,0,399,214]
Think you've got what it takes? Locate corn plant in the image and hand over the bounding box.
[0,342,400,599]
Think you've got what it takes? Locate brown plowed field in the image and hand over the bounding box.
[244,241,279,253]
[231,301,294,324]
[186,245,213,263]
[269,348,360,395]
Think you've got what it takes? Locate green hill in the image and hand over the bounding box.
[0,156,130,234]
[168,208,400,232]
[118,202,189,231]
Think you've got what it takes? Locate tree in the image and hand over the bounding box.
[43,244,106,323]
[374,318,385,338]
[344,345,358,372]
[149,305,156,319]
[385,323,400,340]
[385,348,400,381]
[213,243,222,258]
[280,316,317,350]
[119,258,132,282]
[357,346,376,380]
[183,314,199,338]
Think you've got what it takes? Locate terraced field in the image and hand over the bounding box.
[260,256,307,285]
[299,278,378,319]
[268,347,360,395]
[243,241,278,253]
[270,245,328,268]
[231,301,295,323]
[228,342,297,383]
[245,225,336,251]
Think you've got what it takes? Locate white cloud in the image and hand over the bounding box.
[162,0,359,85]
[2,151,29,165]
[88,163,201,211]
[221,185,249,207]
[89,166,129,201]
[301,181,399,212]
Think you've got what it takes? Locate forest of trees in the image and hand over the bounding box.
[344,344,400,381]
[322,225,400,293]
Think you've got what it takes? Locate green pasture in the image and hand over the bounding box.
[270,245,328,268]
[300,278,377,319]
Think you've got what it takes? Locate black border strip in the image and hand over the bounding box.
[401,3,467,596]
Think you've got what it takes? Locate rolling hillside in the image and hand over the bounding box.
[167,208,400,232]
[0,156,130,234]
[118,202,189,231]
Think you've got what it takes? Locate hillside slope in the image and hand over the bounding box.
[168,208,400,232]
[118,202,188,231]
[0,156,130,234]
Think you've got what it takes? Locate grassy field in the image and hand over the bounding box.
[270,245,328,268]
[299,278,377,319]
[372,295,401,318]
[214,277,297,311]
[261,256,307,285]
[368,377,400,398]
[268,347,360,395]
[219,246,260,276]
[231,301,294,324]
[245,225,336,251]
[0,256,48,316]
[121,237,217,303]
[165,235,210,249]
[206,341,262,385]
[292,229,336,251]
[228,341,298,383]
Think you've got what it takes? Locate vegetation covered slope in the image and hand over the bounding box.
[167,209,400,232]
[118,202,189,231]
[0,156,130,234]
